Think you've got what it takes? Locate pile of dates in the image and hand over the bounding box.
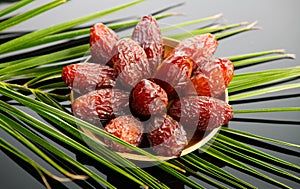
[62,15,234,157]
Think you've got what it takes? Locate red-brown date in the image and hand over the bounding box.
[147,115,187,156]
[130,79,168,117]
[154,56,193,100]
[169,96,233,136]
[184,58,234,97]
[62,63,116,94]
[111,38,151,89]
[132,15,164,74]
[72,89,130,126]
[104,115,144,152]
[167,34,218,71]
[90,23,119,64]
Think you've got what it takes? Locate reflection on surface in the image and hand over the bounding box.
[0,146,68,189]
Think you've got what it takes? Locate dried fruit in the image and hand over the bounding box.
[167,34,218,71]
[212,58,234,88]
[130,79,168,117]
[90,23,119,64]
[104,115,144,152]
[72,89,130,125]
[62,63,116,94]
[184,58,234,97]
[154,56,193,100]
[169,96,233,135]
[67,21,234,158]
[111,38,151,89]
[147,115,187,156]
[132,15,164,73]
[184,71,209,97]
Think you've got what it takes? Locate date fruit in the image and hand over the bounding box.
[147,115,187,156]
[167,34,218,71]
[90,23,119,64]
[132,15,164,73]
[111,38,151,89]
[66,20,235,158]
[169,96,233,135]
[72,89,130,125]
[62,63,116,94]
[130,79,168,117]
[104,115,144,152]
[184,58,234,97]
[154,56,193,100]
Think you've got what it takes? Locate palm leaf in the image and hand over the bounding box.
[229,82,300,101]
[0,1,299,189]
[216,134,300,171]
[0,114,89,181]
[10,12,176,51]
[232,54,295,68]
[229,66,300,93]
[0,138,71,189]
[0,98,163,188]
[221,127,300,149]
[161,13,223,32]
[212,140,300,186]
[0,0,33,18]
[182,153,256,188]
[0,0,144,54]
[201,145,291,188]
[0,0,69,32]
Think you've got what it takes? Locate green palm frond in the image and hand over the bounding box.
[0,0,144,54]
[0,1,299,189]
[0,0,68,32]
[0,0,33,18]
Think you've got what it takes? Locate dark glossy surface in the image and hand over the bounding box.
[0,0,300,188]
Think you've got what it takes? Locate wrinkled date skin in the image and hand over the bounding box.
[65,19,235,157]
[185,58,234,97]
[90,23,119,64]
[104,115,144,152]
[132,15,164,74]
[72,89,130,126]
[147,115,187,156]
[130,79,168,117]
[212,58,234,88]
[62,63,116,94]
[169,96,233,136]
[168,33,218,71]
[111,38,151,89]
[154,56,193,100]
[184,71,209,97]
